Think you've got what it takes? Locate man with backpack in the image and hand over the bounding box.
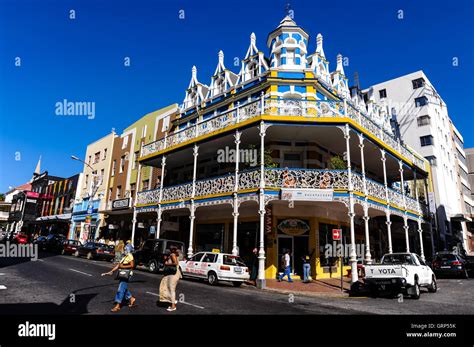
[278,249,293,283]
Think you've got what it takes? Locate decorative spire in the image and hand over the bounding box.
[34,155,41,175]
[336,54,345,75]
[218,50,224,65]
[316,33,325,58]
[191,65,197,79]
[250,32,256,45]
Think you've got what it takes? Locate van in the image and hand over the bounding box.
[133,239,185,273]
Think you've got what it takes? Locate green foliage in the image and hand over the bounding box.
[328,155,347,170]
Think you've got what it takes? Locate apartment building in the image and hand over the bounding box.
[367,71,471,254]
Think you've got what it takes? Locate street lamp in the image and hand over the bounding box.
[71,155,102,241]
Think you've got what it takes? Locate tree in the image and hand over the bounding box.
[328,155,347,170]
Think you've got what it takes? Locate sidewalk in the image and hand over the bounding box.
[263,276,352,297]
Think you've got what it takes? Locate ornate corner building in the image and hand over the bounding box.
[134,17,431,285]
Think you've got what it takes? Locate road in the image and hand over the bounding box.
[0,252,473,315]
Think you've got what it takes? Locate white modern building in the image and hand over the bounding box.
[366,71,472,254]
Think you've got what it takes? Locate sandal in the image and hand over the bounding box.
[111,306,121,313]
[128,297,136,307]
[167,307,176,312]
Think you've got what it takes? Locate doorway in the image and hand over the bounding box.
[277,235,309,276]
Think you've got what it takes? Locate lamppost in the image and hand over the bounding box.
[71,155,102,241]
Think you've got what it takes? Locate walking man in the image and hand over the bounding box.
[278,249,293,283]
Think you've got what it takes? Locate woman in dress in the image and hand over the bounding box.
[159,247,181,312]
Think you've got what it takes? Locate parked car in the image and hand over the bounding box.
[33,236,48,250]
[44,234,66,253]
[12,233,28,244]
[179,251,250,287]
[432,252,469,279]
[61,239,82,255]
[74,241,115,261]
[134,239,185,273]
[364,252,437,299]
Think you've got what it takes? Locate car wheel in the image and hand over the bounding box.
[148,260,158,273]
[86,252,93,260]
[74,250,79,257]
[411,279,421,299]
[232,281,242,287]
[208,271,218,286]
[428,275,437,293]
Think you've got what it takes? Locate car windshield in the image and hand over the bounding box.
[222,255,246,267]
[382,254,415,265]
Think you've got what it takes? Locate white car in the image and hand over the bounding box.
[179,252,250,287]
[364,252,437,299]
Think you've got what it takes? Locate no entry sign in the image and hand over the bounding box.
[332,229,342,240]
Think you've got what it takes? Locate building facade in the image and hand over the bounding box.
[135,17,430,287]
[100,104,179,244]
[465,147,474,253]
[70,131,116,242]
[366,71,471,254]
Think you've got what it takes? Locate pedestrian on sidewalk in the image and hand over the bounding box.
[101,246,137,312]
[247,248,258,286]
[159,247,181,312]
[278,249,293,283]
[301,249,315,283]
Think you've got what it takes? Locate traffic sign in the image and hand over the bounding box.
[332,229,341,240]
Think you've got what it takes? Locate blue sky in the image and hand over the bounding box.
[0,0,473,192]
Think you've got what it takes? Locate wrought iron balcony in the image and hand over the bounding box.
[136,167,423,215]
[140,97,425,169]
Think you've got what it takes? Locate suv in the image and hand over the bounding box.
[134,239,185,273]
[432,252,470,279]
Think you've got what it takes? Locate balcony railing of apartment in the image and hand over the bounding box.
[141,97,425,169]
[137,167,423,215]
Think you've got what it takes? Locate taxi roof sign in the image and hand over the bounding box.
[211,248,220,253]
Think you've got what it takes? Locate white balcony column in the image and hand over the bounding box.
[260,91,265,115]
[155,156,166,239]
[187,144,199,258]
[399,160,410,252]
[131,141,144,247]
[417,218,425,261]
[232,130,241,256]
[257,121,268,289]
[344,124,358,283]
[381,149,393,254]
[358,134,372,264]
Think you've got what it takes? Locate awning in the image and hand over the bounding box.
[451,214,472,222]
[36,213,72,221]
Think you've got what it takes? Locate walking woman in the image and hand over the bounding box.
[159,247,181,312]
[101,246,136,312]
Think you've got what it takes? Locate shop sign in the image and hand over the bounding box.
[277,219,310,236]
[332,229,341,240]
[281,188,333,202]
[265,205,272,234]
[26,199,37,204]
[112,198,130,210]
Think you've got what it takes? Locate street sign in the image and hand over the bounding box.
[332,229,341,240]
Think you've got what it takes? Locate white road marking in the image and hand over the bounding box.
[37,259,44,262]
[146,291,204,309]
[0,273,5,275]
[68,268,92,277]
[0,285,6,290]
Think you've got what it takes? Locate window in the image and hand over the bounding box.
[108,188,112,201]
[122,135,129,149]
[103,149,107,160]
[100,169,104,182]
[415,96,428,107]
[111,160,116,176]
[94,152,100,164]
[88,155,92,164]
[116,186,122,199]
[142,179,149,190]
[130,183,136,198]
[85,174,89,187]
[133,151,139,169]
[417,115,430,126]
[189,253,204,262]
[426,155,437,166]
[202,253,218,263]
[412,77,425,89]
[284,153,301,161]
[142,125,147,138]
[379,89,387,99]
[420,135,434,147]
[120,156,125,173]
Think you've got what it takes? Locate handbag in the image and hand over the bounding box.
[163,265,177,276]
[116,269,133,281]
